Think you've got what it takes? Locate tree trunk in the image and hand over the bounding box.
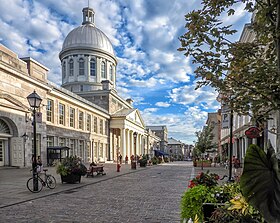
[276,0,280,152]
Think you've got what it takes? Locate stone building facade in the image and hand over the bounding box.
[0,7,160,167]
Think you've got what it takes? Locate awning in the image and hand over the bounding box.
[154,150,169,156]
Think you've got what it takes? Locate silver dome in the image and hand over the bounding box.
[61,24,115,56]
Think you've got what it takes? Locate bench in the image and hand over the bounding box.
[86,166,106,177]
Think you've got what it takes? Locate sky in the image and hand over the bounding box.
[0,0,251,144]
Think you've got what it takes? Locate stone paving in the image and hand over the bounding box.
[0,162,195,223]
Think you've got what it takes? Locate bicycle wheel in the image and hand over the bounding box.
[27,177,43,193]
[46,175,56,189]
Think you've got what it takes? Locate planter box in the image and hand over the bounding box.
[139,160,147,167]
[61,174,81,184]
[196,162,212,167]
[203,203,225,221]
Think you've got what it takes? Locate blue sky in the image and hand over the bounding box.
[0,0,251,144]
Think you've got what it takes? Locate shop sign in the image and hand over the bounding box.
[245,127,260,138]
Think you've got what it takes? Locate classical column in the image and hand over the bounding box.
[126,130,131,158]
[121,128,126,159]
[109,129,113,161]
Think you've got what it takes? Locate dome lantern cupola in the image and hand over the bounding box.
[82,7,95,25]
[59,7,117,93]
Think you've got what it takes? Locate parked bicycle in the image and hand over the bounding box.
[26,168,56,193]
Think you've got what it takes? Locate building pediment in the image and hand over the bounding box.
[0,92,29,112]
[111,108,145,129]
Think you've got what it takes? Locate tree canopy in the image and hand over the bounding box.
[178,0,280,120]
[195,124,217,155]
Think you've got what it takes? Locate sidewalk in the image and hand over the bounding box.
[0,162,150,209]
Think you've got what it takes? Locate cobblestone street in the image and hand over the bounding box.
[0,162,193,223]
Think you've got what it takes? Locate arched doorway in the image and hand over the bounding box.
[0,119,12,166]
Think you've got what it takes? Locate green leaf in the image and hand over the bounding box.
[240,144,280,223]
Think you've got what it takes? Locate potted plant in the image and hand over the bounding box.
[56,156,87,183]
[139,154,148,167]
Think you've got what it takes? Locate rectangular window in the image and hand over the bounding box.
[94,117,97,133]
[69,107,75,128]
[87,114,91,131]
[105,120,108,135]
[94,142,98,157]
[69,139,75,156]
[99,143,103,157]
[79,111,84,129]
[59,137,66,146]
[79,140,84,158]
[46,99,53,122]
[59,103,65,125]
[99,119,103,135]
[46,136,54,147]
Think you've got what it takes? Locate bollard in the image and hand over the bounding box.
[117,164,121,172]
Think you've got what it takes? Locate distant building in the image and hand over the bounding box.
[167,137,183,160]
[146,126,168,153]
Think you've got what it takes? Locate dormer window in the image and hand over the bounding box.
[101,61,106,78]
[79,58,84,75]
[69,59,74,76]
[90,58,96,76]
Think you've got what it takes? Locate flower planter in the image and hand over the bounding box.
[196,162,212,167]
[61,174,81,184]
[139,160,147,167]
[203,203,225,221]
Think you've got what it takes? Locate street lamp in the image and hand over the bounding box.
[132,132,137,169]
[21,133,28,167]
[27,90,42,191]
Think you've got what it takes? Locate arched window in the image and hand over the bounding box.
[69,59,74,76]
[0,119,10,134]
[62,61,66,78]
[90,58,96,76]
[110,65,113,81]
[101,61,106,78]
[79,58,84,75]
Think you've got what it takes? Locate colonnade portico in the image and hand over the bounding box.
[110,127,145,162]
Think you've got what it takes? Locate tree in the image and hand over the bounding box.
[195,124,217,169]
[178,0,280,120]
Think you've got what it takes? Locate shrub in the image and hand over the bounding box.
[181,185,216,221]
[151,156,158,165]
[56,156,87,176]
[188,171,219,188]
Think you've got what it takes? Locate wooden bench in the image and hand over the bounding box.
[86,166,106,177]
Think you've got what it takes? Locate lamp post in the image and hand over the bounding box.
[27,90,42,192]
[228,109,234,182]
[132,132,137,169]
[22,133,28,167]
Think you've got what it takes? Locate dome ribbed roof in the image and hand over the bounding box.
[61,24,114,56]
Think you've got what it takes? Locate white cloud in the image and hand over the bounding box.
[169,83,219,108]
[155,102,171,108]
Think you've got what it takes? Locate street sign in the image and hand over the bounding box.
[221,113,230,129]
